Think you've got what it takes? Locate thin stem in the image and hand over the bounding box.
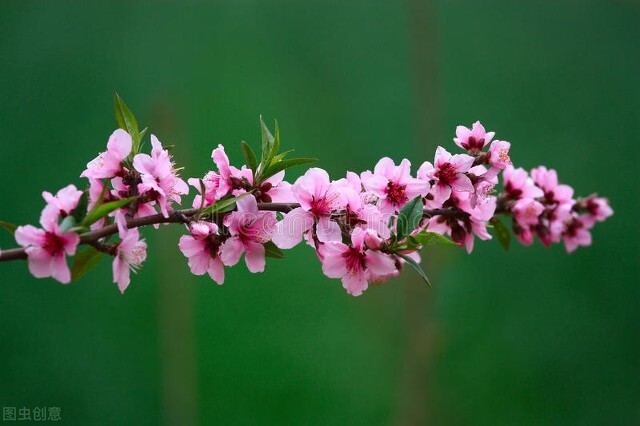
[0,203,509,263]
[0,203,300,262]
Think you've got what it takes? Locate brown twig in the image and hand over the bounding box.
[0,203,301,262]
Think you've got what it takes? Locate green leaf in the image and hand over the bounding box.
[398,253,432,287]
[203,193,251,215]
[264,241,285,259]
[412,231,457,247]
[114,93,142,153]
[491,217,511,251]
[241,141,258,171]
[81,197,137,227]
[396,196,424,240]
[59,216,77,232]
[272,149,294,163]
[71,246,103,282]
[0,220,18,235]
[260,115,275,164]
[262,158,318,179]
[72,192,89,224]
[270,119,281,164]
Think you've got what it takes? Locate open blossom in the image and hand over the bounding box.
[178,221,225,284]
[320,228,396,296]
[220,195,277,273]
[531,166,574,204]
[427,190,494,253]
[81,129,132,179]
[273,168,345,249]
[562,215,594,254]
[112,212,147,293]
[334,173,390,239]
[513,198,545,228]
[486,140,511,171]
[188,171,221,209]
[133,135,189,217]
[257,171,296,203]
[580,194,614,226]
[361,158,430,213]
[454,121,495,152]
[14,203,79,284]
[41,184,83,223]
[503,165,544,200]
[419,147,475,201]
[211,144,253,198]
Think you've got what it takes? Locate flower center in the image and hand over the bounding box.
[435,163,458,184]
[386,182,407,205]
[343,247,366,274]
[462,136,485,151]
[43,232,65,256]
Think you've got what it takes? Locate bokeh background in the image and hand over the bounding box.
[0,1,638,425]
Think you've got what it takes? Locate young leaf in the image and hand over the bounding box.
[114,93,142,153]
[264,241,285,259]
[272,149,294,163]
[59,216,77,232]
[270,120,281,164]
[396,196,424,240]
[398,253,432,287]
[0,220,17,235]
[71,246,103,282]
[72,192,89,224]
[204,193,251,215]
[241,141,258,171]
[262,158,318,179]
[412,231,457,247]
[491,217,511,251]
[260,115,275,164]
[81,197,137,227]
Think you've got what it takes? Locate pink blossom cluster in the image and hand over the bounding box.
[15,129,186,291]
[176,121,612,296]
[9,117,613,297]
[503,165,613,253]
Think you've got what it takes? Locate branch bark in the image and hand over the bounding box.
[0,203,489,262]
[0,203,300,262]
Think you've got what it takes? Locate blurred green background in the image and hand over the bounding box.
[0,1,637,425]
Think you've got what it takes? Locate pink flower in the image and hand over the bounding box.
[418,147,475,206]
[40,184,83,224]
[14,205,80,284]
[513,198,544,228]
[531,166,574,204]
[320,228,396,296]
[133,135,189,217]
[361,158,430,213]
[467,165,498,208]
[454,121,495,152]
[178,221,225,284]
[426,191,493,253]
[562,216,593,253]
[112,212,147,293]
[220,195,277,273]
[188,171,221,209]
[333,173,391,238]
[81,129,132,179]
[257,171,296,203]
[580,194,613,226]
[486,140,511,171]
[211,144,253,198]
[503,166,544,200]
[272,168,345,249]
